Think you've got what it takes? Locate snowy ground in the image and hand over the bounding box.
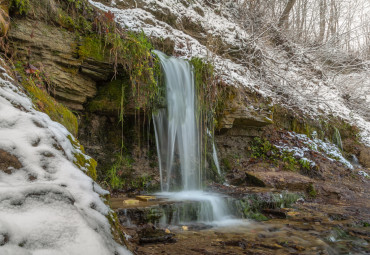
[0,59,131,255]
[89,0,370,146]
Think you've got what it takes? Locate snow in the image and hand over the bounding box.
[89,0,370,147]
[0,63,131,254]
[275,131,353,169]
[358,171,369,178]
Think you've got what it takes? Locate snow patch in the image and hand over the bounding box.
[0,63,131,254]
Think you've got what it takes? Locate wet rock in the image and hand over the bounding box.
[261,209,287,219]
[244,169,313,191]
[0,149,22,173]
[138,226,176,244]
[327,213,349,221]
[187,223,213,231]
[244,172,266,187]
[219,105,272,130]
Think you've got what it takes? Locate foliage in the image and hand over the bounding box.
[105,155,133,190]
[14,62,78,136]
[299,158,311,170]
[251,137,299,171]
[9,0,30,15]
[250,137,320,172]
[106,160,125,190]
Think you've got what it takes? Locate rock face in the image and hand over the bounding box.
[8,20,114,110]
[217,89,273,131]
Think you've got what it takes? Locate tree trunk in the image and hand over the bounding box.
[278,0,297,28]
[318,0,326,42]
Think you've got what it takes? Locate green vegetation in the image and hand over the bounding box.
[105,155,133,190]
[307,183,317,198]
[250,137,315,172]
[106,160,125,190]
[221,157,232,172]
[9,0,30,15]
[190,57,225,184]
[250,137,298,171]
[299,158,311,170]
[104,153,157,191]
[67,135,97,180]
[14,62,78,136]
[87,79,130,113]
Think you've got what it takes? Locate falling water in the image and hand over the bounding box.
[152,51,232,223]
[153,50,201,191]
[333,127,343,151]
[212,141,221,176]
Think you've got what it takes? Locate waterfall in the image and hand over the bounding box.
[333,127,343,151]
[153,50,201,191]
[152,51,233,224]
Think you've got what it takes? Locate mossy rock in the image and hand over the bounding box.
[15,63,78,136]
[87,78,130,113]
[67,135,97,180]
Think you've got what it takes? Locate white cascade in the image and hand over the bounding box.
[153,51,231,223]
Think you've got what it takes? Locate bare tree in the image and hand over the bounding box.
[319,0,326,42]
[278,0,298,28]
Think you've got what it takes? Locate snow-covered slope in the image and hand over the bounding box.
[89,0,370,146]
[0,59,131,255]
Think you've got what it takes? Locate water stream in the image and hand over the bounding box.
[152,51,235,224]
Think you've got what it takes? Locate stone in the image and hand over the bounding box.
[244,169,313,191]
[0,149,22,174]
[219,105,272,130]
[8,20,114,110]
[138,226,176,244]
[136,195,156,202]
[123,199,140,205]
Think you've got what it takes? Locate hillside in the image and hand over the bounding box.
[0,0,369,254]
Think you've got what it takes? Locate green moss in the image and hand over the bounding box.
[67,135,98,180]
[307,183,317,198]
[78,35,106,61]
[105,207,129,247]
[87,78,130,113]
[221,158,232,172]
[15,62,78,136]
[56,8,75,30]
